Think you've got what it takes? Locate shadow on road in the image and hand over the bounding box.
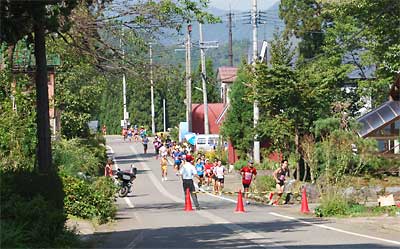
[82,219,399,249]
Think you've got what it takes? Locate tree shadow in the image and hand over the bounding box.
[83,219,399,249]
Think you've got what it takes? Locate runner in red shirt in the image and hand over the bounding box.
[204,159,214,189]
[240,160,257,204]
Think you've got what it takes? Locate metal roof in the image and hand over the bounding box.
[217,67,238,83]
[357,101,400,137]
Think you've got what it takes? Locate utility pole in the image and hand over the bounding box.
[252,0,260,164]
[120,36,128,128]
[199,23,209,135]
[163,98,166,132]
[149,43,155,135]
[186,24,193,132]
[228,11,233,67]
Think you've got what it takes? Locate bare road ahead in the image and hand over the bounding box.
[91,135,400,249]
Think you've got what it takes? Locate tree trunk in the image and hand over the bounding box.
[295,128,300,181]
[33,4,52,174]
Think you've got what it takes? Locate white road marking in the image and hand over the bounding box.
[269,212,400,246]
[198,187,237,203]
[124,197,134,208]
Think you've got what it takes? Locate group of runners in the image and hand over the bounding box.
[121,125,148,143]
[154,139,262,203]
[115,130,290,206]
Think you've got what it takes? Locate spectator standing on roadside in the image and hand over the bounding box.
[102,125,107,135]
[271,159,290,205]
[179,157,201,210]
[104,159,114,177]
[240,160,257,204]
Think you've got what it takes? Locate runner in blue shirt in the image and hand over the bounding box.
[195,158,205,187]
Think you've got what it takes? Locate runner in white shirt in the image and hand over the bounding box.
[212,159,226,195]
[159,143,168,158]
[178,157,201,209]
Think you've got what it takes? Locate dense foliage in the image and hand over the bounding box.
[62,175,117,224]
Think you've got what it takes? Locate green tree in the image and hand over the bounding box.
[280,0,327,59]
[322,0,400,106]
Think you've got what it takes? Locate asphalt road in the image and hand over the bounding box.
[93,135,400,249]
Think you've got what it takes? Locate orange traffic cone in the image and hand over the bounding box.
[301,187,310,213]
[235,190,245,213]
[184,188,194,211]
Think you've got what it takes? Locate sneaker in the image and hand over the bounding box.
[196,206,201,210]
[246,201,250,205]
[162,178,164,182]
[164,177,167,181]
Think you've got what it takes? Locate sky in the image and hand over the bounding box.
[209,0,280,11]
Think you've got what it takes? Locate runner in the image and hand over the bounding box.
[122,128,127,141]
[153,136,162,159]
[133,125,139,142]
[185,150,194,164]
[160,155,168,181]
[240,160,257,204]
[178,157,200,210]
[213,159,226,195]
[195,158,205,187]
[159,143,168,158]
[204,159,214,189]
[271,159,290,205]
[172,148,183,174]
[127,128,133,142]
[142,135,149,154]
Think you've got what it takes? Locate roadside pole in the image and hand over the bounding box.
[149,43,155,135]
[186,24,193,132]
[252,0,260,164]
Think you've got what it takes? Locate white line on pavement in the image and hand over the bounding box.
[198,187,237,203]
[269,212,400,246]
[124,197,134,208]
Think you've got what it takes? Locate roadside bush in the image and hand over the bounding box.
[0,171,78,248]
[53,138,105,177]
[234,159,248,170]
[62,175,116,223]
[372,206,400,216]
[315,190,350,217]
[204,150,216,161]
[253,175,276,193]
[257,159,279,170]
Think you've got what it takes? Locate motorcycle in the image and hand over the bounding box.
[115,166,137,197]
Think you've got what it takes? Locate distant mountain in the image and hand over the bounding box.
[159,1,284,45]
[154,1,284,69]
